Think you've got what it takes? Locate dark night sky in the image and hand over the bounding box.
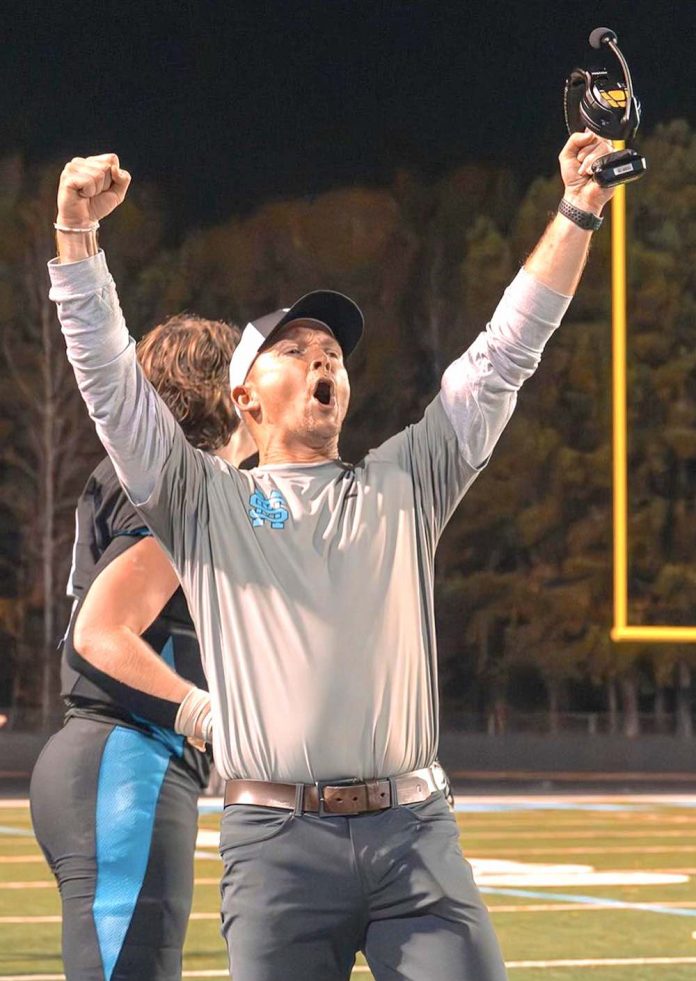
[3,0,695,227]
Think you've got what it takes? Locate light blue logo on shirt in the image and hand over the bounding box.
[249,490,289,529]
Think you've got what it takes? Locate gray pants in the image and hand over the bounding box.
[219,791,507,981]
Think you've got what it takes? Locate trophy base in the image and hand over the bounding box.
[591,148,647,187]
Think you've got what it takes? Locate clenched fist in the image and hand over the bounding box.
[57,153,131,228]
[559,131,616,216]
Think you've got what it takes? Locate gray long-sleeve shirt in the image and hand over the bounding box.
[49,253,571,782]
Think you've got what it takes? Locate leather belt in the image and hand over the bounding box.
[224,766,439,816]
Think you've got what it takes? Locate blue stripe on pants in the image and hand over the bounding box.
[94,727,170,981]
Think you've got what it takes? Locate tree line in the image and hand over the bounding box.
[1,121,695,734]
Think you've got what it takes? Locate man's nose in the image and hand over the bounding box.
[311,352,331,371]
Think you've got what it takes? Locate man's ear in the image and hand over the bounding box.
[232,383,258,415]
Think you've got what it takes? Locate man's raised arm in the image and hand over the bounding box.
[49,154,183,507]
[439,131,617,472]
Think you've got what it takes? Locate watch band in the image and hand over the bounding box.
[558,198,603,232]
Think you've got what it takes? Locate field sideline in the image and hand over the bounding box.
[2,794,696,980]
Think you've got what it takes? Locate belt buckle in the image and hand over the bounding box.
[315,777,361,817]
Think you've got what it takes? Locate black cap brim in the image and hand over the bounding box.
[259,290,364,358]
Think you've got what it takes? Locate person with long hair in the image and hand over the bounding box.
[30,313,255,980]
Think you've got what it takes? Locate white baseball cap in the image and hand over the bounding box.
[229,289,364,391]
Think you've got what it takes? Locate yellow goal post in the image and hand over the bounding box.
[611,142,696,643]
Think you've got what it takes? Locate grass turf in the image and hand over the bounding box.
[1,797,696,978]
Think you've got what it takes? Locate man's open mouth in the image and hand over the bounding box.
[313,379,334,406]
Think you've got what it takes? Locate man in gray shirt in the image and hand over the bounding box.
[50,132,615,980]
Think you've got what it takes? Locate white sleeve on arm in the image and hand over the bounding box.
[48,251,179,506]
[440,267,572,470]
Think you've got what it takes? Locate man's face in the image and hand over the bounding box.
[241,319,351,448]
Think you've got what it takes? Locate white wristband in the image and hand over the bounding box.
[175,687,213,744]
[54,221,100,233]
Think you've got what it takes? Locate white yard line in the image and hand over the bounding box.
[0,916,61,923]
[0,965,370,981]
[0,881,54,889]
[0,913,224,924]
[4,959,696,979]
[469,845,696,855]
[0,972,371,981]
[0,877,220,888]
[456,794,696,805]
[506,956,696,968]
[6,900,696,920]
[488,901,696,912]
[0,855,45,863]
[467,829,696,839]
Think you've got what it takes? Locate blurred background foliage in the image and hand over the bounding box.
[1,121,696,734]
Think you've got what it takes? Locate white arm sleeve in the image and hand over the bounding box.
[48,251,184,506]
[440,267,572,470]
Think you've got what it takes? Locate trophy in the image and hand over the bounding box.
[564,28,647,186]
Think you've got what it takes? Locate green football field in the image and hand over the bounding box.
[2,793,696,979]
